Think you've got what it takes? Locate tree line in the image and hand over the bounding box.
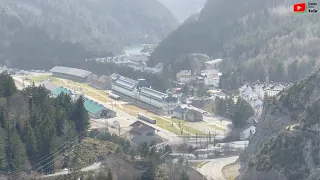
[219,59,314,90]
[210,97,254,128]
[0,72,89,174]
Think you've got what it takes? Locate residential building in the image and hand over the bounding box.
[172,105,206,122]
[205,59,223,70]
[111,76,178,115]
[128,120,163,145]
[208,90,227,99]
[176,70,193,83]
[253,83,289,99]
[172,106,186,119]
[49,66,93,82]
[185,108,204,122]
[240,125,256,140]
[182,105,206,122]
[129,120,156,136]
[204,73,220,87]
[239,84,263,114]
[201,69,218,75]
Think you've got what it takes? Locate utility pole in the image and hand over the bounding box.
[168,157,173,180]
[196,132,198,147]
[207,134,209,158]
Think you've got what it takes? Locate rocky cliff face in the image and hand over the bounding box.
[238,70,320,180]
[0,0,178,54]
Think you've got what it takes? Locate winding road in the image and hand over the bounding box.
[197,156,238,180]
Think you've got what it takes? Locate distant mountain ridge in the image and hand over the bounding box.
[0,0,178,54]
[158,0,206,22]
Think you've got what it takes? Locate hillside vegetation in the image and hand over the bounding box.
[158,0,206,22]
[150,0,320,87]
[0,72,90,179]
[0,0,178,54]
[238,69,320,180]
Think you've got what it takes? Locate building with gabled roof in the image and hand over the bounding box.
[111,75,178,115]
[83,98,116,118]
[40,80,58,92]
[176,70,193,83]
[52,87,72,97]
[129,120,156,136]
[50,66,92,82]
[205,59,223,70]
[41,81,116,118]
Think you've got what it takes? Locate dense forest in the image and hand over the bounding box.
[150,0,320,89]
[207,97,254,128]
[0,72,89,176]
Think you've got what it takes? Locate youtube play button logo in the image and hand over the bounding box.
[293,3,307,13]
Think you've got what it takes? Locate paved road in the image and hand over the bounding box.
[41,162,101,178]
[198,156,238,180]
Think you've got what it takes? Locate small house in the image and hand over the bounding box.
[240,125,256,141]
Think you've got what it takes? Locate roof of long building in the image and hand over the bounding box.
[114,76,137,89]
[140,87,166,100]
[113,75,177,103]
[84,98,105,114]
[50,66,92,78]
[52,87,72,96]
[40,80,58,92]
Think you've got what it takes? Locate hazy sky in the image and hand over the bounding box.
[159,0,207,22]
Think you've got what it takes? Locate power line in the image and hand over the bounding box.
[6,135,87,179]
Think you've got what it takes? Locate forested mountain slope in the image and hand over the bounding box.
[238,69,320,180]
[0,0,178,54]
[158,0,206,22]
[0,72,90,177]
[150,0,320,85]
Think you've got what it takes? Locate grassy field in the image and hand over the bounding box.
[209,124,226,132]
[28,75,113,103]
[119,105,202,135]
[171,118,206,135]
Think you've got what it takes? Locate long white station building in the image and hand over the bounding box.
[111,74,178,115]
